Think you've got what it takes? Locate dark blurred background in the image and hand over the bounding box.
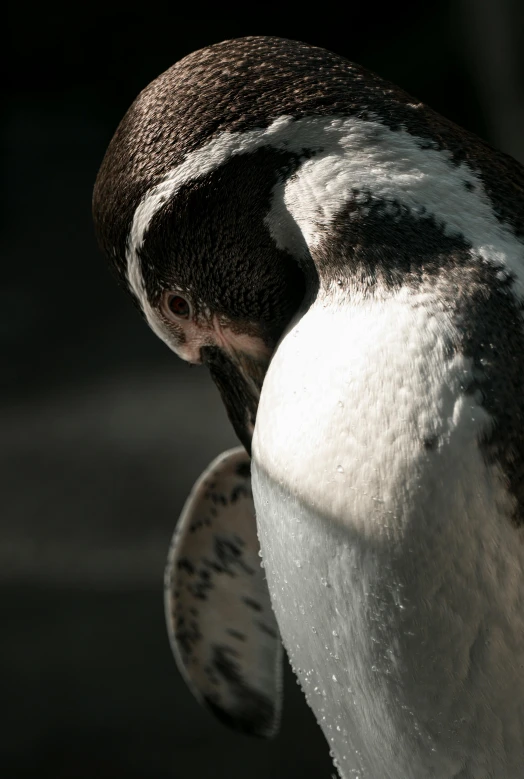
[4,4,524,777]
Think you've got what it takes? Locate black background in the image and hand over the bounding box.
[4,4,524,778]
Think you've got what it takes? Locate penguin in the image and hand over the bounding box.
[93,36,524,778]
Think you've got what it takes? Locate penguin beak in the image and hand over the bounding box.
[200,345,270,456]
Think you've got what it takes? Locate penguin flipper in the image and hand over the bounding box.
[165,447,283,738]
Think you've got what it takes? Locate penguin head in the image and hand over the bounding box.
[92,35,422,450]
[92,37,338,451]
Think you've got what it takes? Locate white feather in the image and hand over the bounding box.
[252,288,524,778]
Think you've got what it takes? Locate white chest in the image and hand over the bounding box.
[251,291,524,778]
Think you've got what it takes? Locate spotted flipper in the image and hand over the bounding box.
[164,447,282,737]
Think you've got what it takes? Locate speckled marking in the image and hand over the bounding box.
[164,447,282,738]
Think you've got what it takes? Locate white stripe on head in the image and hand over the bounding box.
[126,114,524,343]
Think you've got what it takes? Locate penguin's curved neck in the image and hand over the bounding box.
[252,115,524,778]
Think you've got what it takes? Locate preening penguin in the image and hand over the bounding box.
[93,36,524,778]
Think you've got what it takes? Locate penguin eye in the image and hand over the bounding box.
[162,292,191,320]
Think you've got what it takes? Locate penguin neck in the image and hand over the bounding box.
[252,114,524,778]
